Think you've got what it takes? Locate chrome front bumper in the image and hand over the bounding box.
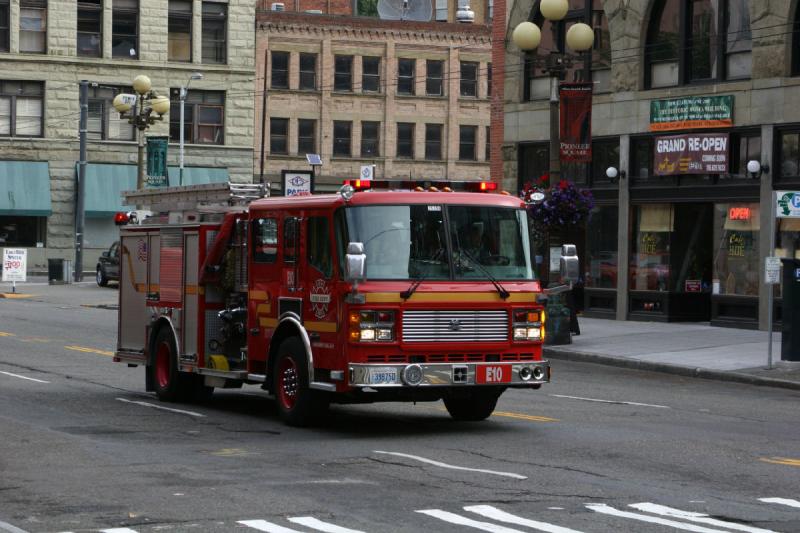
[349,361,550,388]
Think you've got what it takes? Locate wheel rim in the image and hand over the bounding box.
[155,341,171,389]
[96,269,103,284]
[277,356,299,410]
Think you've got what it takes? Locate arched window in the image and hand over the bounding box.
[645,0,751,88]
[523,0,610,101]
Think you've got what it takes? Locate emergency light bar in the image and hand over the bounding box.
[340,179,499,192]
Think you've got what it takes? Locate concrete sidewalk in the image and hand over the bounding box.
[545,317,800,391]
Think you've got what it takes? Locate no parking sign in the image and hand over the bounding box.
[2,248,27,282]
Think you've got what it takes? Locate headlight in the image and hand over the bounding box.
[349,310,396,342]
[513,308,544,341]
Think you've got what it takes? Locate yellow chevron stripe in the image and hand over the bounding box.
[306,321,338,333]
[760,457,800,467]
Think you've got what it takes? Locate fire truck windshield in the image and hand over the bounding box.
[339,204,535,281]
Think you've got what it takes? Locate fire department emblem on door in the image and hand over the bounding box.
[310,279,331,319]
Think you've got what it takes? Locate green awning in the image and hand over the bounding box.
[0,161,52,216]
[83,163,137,217]
[167,166,229,186]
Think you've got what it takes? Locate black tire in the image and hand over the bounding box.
[273,337,329,427]
[152,327,192,402]
[96,266,108,287]
[443,389,501,421]
[191,375,214,403]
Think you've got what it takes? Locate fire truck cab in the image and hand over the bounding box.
[115,182,552,426]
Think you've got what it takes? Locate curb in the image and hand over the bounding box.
[544,348,800,392]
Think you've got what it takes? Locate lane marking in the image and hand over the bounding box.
[101,529,140,533]
[65,345,114,356]
[586,504,733,533]
[759,498,800,509]
[417,510,525,532]
[373,451,527,480]
[759,457,800,467]
[492,411,559,422]
[237,520,304,532]
[116,398,205,418]
[0,371,49,383]
[550,394,670,409]
[287,516,366,533]
[629,503,777,533]
[0,520,29,533]
[0,332,15,337]
[465,505,584,533]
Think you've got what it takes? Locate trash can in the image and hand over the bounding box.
[781,258,800,361]
[48,258,73,285]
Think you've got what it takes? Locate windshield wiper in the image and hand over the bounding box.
[457,248,510,300]
[400,247,445,300]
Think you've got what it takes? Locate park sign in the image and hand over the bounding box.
[776,191,800,217]
[146,135,169,187]
[650,95,733,132]
[653,133,729,176]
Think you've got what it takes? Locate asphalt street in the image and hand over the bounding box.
[0,284,799,533]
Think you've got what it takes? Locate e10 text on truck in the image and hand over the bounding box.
[114,183,562,426]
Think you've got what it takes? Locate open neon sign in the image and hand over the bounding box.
[729,207,751,221]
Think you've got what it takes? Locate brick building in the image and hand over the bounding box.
[0,0,255,273]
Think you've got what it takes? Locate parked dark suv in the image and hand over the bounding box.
[96,241,120,287]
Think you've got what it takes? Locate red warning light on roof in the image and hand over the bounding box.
[114,212,130,225]
[479,181,497,191]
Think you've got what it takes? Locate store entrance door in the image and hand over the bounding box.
[669,203,713,320]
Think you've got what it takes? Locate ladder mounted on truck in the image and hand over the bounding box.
[122,182,268,213]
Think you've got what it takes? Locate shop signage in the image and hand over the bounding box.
[2,248,27,282]
[729,207,751,220]
[559,82,593,163]
[649,95,733,131]
[776,191,800,218]
[282,170,313,197]
[146,136,169,187]
[765,257,781,285]
[685,280,702,292]
[654,133,729,176]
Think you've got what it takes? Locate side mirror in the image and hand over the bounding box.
[559,243,579,284]
[345,242,366,282]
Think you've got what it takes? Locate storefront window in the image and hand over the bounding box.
[713,203,760,296]
[631,204,672,292]
[585,205,617,288]
[0,216,45,246]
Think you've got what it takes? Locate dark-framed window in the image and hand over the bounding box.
[0,80,43,137]
[169,89,225,145]
[333,120,351,157]
[778,129,800,184]
[459,125,477,160]
[0,215,46,246]
[308,216,332,278]
[299,53,317,90]
[460,61,478,97]
[435,0,447,21]
[645,0,752,89]
[334,55,353,92]
[397,58,415,96]
[729,130,761,178]
[362,56,380,93]
[270,117,288,154]
[253,218,278,263]
[0,0,9,52]
[425,123,442,160]
[487,63,492,96]
[271,51,289,89]
[485,126,490,161]
[87,84,135,141]
[20,0,47,54]
[361,121,380,157]
[426,60,443,96]
[396,122,414,159]
[794,5,800,76]
[168,0,192,62]
[298,118,316,154]
[112,0,138,59]
[590,138,620,187]
[518,142,549,192]
[77,0,102,57]
[201,1,227,64]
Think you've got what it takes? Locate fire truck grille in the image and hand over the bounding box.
[401,310,508,342]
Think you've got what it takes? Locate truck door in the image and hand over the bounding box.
[248,213,281,373]
[304,213,338,370]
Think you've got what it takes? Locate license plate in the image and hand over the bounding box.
[368,367,398,385]
[476,364,512,384]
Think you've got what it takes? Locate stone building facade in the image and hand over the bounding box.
[503,0,800,330]
[0,0,255,273]
[255,10,492,191]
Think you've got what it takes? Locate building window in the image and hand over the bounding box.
[485,126,490,161]
[299,53,317,90]
[590,138,620,186]
[0,0,8,52]
[270,117,288,154]
[713,202,760,296]
[459,125,477,160]
[0,216,46,247]
[487,63,492,96]
[333,120,351,157]
[298,119,316,155]
[645,0,751,88]
[334,55,353,92]
[77,0,102,57]
[202,2,227,64]
[168,0,192,62]
[426,60,443,96]
[271,51,289,89]
[585,206,618,289]
[0,81,43,137]
[729,131,761,179]
[112,0,138,59]
[460,61,478,97]
[778,130,800,184]
[169,89,225,145]
[396,122,414,159]
[20,0,47,54]
[362,56,380,93]
[435,0,447,21]
[87,85,135,141]
[425,123,442,160]
[361,121,380,157]
[794,5,800,76]
[487,0,493,19]
[397,58,415,96]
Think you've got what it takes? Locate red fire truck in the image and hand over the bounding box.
[114,182,557,426]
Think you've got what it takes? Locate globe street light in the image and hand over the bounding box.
[512,0,595,183]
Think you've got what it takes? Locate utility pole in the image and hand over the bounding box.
[75,80,89,282]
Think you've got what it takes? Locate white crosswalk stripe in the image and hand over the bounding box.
[759,498,800,509]
[464,505,584,533]
[586,504,737,533]
[287,516,366,533]
[629,503,778,533]
[237,520,305,532]
[416,509,526,532]
[100,529,139,533]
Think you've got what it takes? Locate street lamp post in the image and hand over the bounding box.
[512,0,595,183]
[180,72,203,186]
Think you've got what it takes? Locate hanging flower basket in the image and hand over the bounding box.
[521,175,595,231]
